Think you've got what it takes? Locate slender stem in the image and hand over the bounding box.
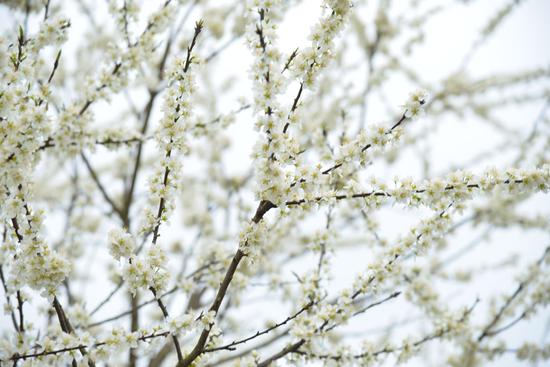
[150,287,183,361]
[177,200,275,367]
[53,297,96,366]
[477,246,550,342]
[8,330,171,362]
[0,265,19,332]
[81,153,124,220]
[16,291,24,333]
[204,301,315,353]
[122,90,158,225]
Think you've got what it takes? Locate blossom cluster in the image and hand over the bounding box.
[291,0,352,88]
[247,0,355,206]
[0,307,218,365]
[246,0,295,206]
[290,165,550,211]
[123,249,170,295]
[140,27,201,235]
[515,342,550,363]
[1,18,73,295]
[107,228,136,259]
[140,155,183,235]
[108,228,169,295]
[288,197,477,360]
[238,220,268,258]
[402,89,429,119]
[52,1,177,156]
[246,0,284,116]
[330,122,405,173]
[7,206,71,298]
[292,306,474,366]
[1,17,70,195]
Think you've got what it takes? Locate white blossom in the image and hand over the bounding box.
[108,228,136,260]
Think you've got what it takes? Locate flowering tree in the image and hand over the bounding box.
[1,0,549,366]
